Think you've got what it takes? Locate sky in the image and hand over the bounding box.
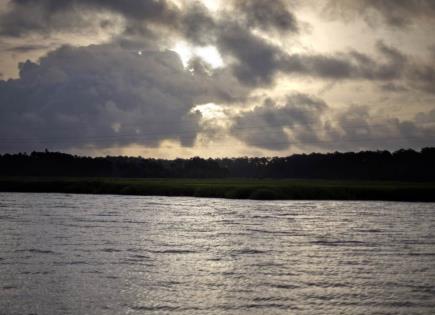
[0,0,434,158]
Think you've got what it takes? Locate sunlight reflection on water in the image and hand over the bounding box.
[1,193,435,314]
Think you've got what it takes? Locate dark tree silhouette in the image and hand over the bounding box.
[0,148,434,181]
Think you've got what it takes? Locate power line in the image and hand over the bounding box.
[0,118,432,143]
[0,133,432,151]
[2,105,428,142]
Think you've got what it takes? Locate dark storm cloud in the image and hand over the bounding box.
[409,63,435,95]
[197,19,409,87]
[415,109,435,124]
[211,17,410,87]
[0,0,179,36]
[284,41,407,81]
[0,43,247,152]
[0,0,300,37]
[170,1,299,88]
[231,94,327,150]
[180,2,217,46]
[0,0,301,87]
[380,83,408,93]
[180,13,432,95]
[325,106,435,151]
[5,44,52,53]
[210,38,407,87]
[231,96,435,151]
[0,0,99,36]
[216,24,287,86]
[2,0,433,91]
[231,0,298,33]
[325,0,435,27]
[2,0,414,89]
[220,31,415,88]
[85,0,177,22]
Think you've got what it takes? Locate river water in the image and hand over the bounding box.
[1,193,435,315]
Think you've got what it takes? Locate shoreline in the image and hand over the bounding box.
[1,177,435,202]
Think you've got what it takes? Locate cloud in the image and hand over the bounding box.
[409,63,435,95]
[284,41,407,81]
[161,2,297,87]
[1,0,434,157]
[230,95,435,152]
[2,0,423,92]
[231,94,327,150]
[415,109,435,124]
[0,0,293,88]
[5,44,53,53]
[0,42,247,152]
[0,0,105,37]
[324,0,435,28]
[281,41,435,96]
[216,23,287,86]
[213,25,411,87]
[230,0,298,33]
[187,17,409,88]
[324,106,435,151]
[379,83,408,93]
[179,2,217,46]
[0,0,179,37]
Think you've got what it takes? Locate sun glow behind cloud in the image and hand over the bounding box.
[200,0,222,12]
[192,103,226,121]
[171,42,224,69]
[172,0,222,12]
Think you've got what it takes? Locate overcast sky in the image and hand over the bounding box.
[0,0,434,157]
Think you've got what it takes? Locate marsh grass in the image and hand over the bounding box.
[0,177,434,202]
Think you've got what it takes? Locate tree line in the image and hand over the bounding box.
[0,148,434,181]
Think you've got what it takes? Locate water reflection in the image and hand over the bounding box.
[1,193,435,314]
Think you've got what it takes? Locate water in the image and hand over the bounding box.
[1,193,435,315]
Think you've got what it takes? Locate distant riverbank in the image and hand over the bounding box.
[1,177,435,202]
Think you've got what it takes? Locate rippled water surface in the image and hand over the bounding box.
[1,193,435,315]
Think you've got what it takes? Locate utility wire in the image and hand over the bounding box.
[0,134,432,150]
[0,119,431,143]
